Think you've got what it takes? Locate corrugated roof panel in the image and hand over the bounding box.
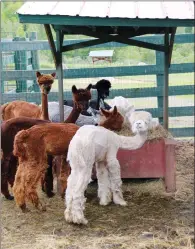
[163,1,194,19]
[109,2,137,18]
[79,1,111,18]
[18,1,58,15]
[50,2,83,16]
[17,1,194,19]
[137,2,165,19]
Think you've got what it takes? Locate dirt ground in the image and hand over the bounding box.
[1,140,194,249]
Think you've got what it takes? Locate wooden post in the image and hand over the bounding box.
[29,31,40,92]
[0,51,4,94]
[13,36,27,92]
[163,30,169,130]
[56,30,64,122]
[156,51,164,125]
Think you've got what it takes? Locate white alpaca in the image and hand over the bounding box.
[110,96,135,125]
[64,118,149,225]
[128,111,159,133]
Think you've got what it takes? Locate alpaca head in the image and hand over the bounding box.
[72,84,92,111]
[100,106,124,131]
[129,111,159,134]
[92,79,111,100]
[36,71,55,95]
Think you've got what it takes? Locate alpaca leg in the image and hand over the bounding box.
[25,162,47,211]
[13,164,27,211]
[59,153,71,198]
[65,166,92,225]
[7,155,18,187]
[42,155,55,198]
[96,162,112,206]
[1,156,14,200]
[106,158,127,206]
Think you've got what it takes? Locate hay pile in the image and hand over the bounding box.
[115,124,173,141]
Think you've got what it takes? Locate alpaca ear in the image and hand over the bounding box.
[100,108,110,118]
[86,84,92,91]
[72,85,77,93]
[112,106,118,115]
[36,71,41,77]
[51,72,56,78]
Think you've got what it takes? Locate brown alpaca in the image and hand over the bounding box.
[13,106,124,212]
[1,71,55,121]
[1,84,92,200]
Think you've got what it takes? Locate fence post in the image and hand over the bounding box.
[156,51,164,125]
[13,36,27,92]
[29,31,40,92]
[0,51,4,94]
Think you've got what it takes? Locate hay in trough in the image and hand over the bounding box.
[115,124,173,141]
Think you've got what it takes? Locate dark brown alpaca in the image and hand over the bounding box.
[12,106,124,212]
[1,84,92,200]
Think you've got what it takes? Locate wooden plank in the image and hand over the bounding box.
[163,29,170,130]
[169,28,177,67]
[156,51,164,125]
[44,24,58,68]
[2,62,194,81]
[61,38,111,52]
[170,127,194,137]
[56,30,64,122]
[1,85,194,103]
[76,29,166,52]
[1,34,194,52]
[18,14,195,27]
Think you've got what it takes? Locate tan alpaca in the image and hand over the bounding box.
[13,106,124,212]
[1,71,55,121]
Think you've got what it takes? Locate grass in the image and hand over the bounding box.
[1,140,194,249]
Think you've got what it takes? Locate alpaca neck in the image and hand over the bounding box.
[41,93,49,120]
[64,103,82,123]
[119,131,148,150]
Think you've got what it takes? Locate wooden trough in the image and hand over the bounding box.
[92,138,177,193]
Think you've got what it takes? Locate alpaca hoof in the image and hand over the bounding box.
[99,198,111,206]
[72,215,88,225]
[64,209,73,223]
[20,204,29,213]
[114,199,127,206]
[61,193,65,199]
[113,194,127,206]
[46,191,55,198]
[5,195,14,201]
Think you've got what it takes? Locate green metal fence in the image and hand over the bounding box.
[0,33,194,138]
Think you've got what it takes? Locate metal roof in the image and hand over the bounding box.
[89,50,114,57]
[17,1,194,20]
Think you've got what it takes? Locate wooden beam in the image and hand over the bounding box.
[163,29,170,130]
[56,30,64,122]
[169,27,177,67]
[61,38,111,52]
[18,14,195,27]
[44,24,58,68]
[69,29,167,52]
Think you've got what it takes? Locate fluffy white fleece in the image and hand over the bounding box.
[47,102,99,126]
[64,124,148,225]
[110,96,135,125]
[129,110,159,134]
